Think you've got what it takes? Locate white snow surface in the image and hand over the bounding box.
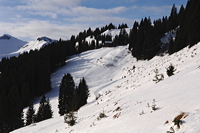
[13,37,57,54]
[85,36,96,44]
[0,34,27,56]
[0,36,57,59]
[101,28,131,40]
[12,42,200,133]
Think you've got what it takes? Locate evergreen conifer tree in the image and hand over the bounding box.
[77,78,90,108]
[26,102,35,126]
[58,73,75,116]
[36,95,53,122]
[43,98,53,120]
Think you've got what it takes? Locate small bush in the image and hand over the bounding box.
[151,99,159,111]
[64,111,77,126]
[97,110,106,120]
[172,112,185,129]
[166,64,176,77]
[166,127,175,133]
[153,69,164,83]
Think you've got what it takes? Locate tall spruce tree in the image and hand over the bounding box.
[58,73,75,116]
[77,78,90,108]
[36,95,53,122]
[25,102,35,126]
[43,98,53,120]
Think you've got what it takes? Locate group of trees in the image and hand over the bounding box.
[75,23,129,52]
[58,73,89,116]
[0,94,53,133]
[128,4,182,60]
[0,40,76,132]
[129,0,200,59]
[26,95,53,126]
[170,0,200,53]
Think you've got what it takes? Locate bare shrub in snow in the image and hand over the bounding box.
[139,110,144,115]
[166,64,176,77]
[113,112,121,119]
[96,93,101,100]
[153,69,164,83]
[172,112,185,129]
[166,127,175,133]
[97,110,106,120]
[64,111,77,126]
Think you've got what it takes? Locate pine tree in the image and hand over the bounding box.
[64,111,77,126]
[77,78,90,108]
[19,110,25,128]
[119,28,128,45]
[166,64,176,77]
[168,4,178,30]
[43,98,53,120]
[36,95,46,122]
[26,102,35,126]
[58,73,75,116]
[36,95,53,122]
[8,86,24,130]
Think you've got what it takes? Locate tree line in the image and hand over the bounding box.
[129,0,200,59]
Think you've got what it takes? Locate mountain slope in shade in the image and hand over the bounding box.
[0,34,27,55]
[13,36,57,54]
[11,42,200,133]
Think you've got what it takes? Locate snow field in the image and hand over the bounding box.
[12,42,200,133]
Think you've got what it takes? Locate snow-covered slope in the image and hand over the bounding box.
[12,42,200,133]
[101,28,130,40]
[0,36,57,60]
[13,37,57,54]
[82,28,131,46]
[0,34,27,56]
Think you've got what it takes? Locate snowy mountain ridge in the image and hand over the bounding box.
[12,41,200,133]
[13,36,57,54]
[0,34,12,40]
[0,35,57,59]
[0,34,27,56]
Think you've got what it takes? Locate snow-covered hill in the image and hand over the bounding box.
[101,28,130,40]
[82,28,131,47]
[0,36,57,59]
[12,42,200,133]
[0,34,27,56]
[13,36,57,54]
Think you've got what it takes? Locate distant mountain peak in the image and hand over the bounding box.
[0,34,12,40]
[37,36,56,43]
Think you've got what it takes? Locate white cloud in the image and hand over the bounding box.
[0,20,89,41]
[30,11,58,19]
[3,0,172,41]
[68,6,127,17]
[18,0,81,9]
[140,6,171,15]
[17,1,127,18]
[66,16,134,25]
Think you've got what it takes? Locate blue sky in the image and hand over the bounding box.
[0,0,188,41]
